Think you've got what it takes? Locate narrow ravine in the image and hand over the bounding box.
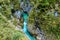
[23,12,36,40]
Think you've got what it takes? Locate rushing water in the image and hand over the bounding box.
[23,12,36,40]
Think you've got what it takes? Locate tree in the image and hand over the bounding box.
[29,0,60,40]
[0,0,28,40]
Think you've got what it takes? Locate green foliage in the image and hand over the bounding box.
[0,0,60,40]
[0,0,28,40]
[0,12,28,40]
[29,0,60,40]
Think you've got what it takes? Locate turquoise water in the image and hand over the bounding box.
[23,13,36,40]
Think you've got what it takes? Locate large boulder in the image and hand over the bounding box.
[28,24,46,40]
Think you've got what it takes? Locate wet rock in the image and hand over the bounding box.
[28,24,37,35]
[28,24,46,40]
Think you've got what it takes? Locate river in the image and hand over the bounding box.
[23,12,36,40]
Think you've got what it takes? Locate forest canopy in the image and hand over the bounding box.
[0,0,60,40]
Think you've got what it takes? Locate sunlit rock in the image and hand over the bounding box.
[15,25,21,30]
[54,11,58,17]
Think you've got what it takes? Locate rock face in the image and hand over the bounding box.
[28,24,46,40]
[28,24,37,35]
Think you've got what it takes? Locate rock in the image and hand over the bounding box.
[15,25,22,30]
[28,24,37,35]
[37,36,41,40]
[28,24,46,40]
